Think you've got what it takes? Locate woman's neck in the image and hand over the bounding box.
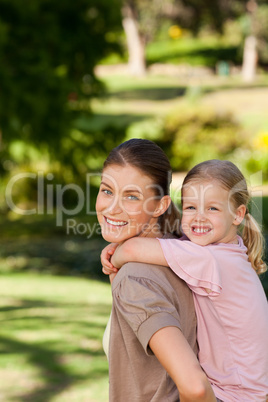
[140,225,163,239]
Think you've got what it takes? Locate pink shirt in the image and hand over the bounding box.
[159,236,268,402]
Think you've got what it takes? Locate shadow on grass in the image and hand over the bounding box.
[108,86,187,101]
[147,45,240,67]
[0,297,110,401]
[105,83,268,104]
[0,334,75,401]
[74,112,152,131]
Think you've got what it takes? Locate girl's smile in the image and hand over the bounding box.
[181,180,242,246]
[191,225,212,235]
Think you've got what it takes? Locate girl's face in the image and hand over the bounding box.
[181,179,243,246]
[96,164,163,243]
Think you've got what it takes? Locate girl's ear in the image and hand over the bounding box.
[153,195,171,217]
[233,204,247,226]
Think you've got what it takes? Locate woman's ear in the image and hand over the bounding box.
[233,204,247,226]
[153,195,171,217]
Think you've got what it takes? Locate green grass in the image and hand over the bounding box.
[101,36,241,67]
[93,73,268,135]
[146,37,240,67]
[0,273,111,401]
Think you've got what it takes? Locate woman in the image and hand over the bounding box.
[96,138,216,402]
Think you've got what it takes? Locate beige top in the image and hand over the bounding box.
[108,259,197,402]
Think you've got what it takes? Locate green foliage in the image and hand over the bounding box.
[155,103,246,171]
[123,0,174,44]
[0,212,108,279]
[0,0,122,155]
[233,131,268,182]
[169,0,250,35]
[123,0,250,47]
[242,152,268,182]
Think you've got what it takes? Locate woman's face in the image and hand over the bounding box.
[96,164,162,243]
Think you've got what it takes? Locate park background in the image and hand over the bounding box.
[0,0,268,400]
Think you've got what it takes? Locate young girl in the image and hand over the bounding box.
[102,159,268,402]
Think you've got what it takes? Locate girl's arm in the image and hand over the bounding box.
[149,326,216,402]
[110,237,168,269]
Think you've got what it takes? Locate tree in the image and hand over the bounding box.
[121,0,174,76]
[121,0,268,77]
[121,1,146,76]
[242,0,258,82]
[121,0,235,76]
[0,0,122,157]
[242,1,268,81]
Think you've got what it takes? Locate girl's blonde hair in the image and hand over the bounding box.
[182,160,267,275]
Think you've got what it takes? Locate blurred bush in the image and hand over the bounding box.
[162,105,246,171]
[233,131,268,182]
[127,102,248,172]
[0,121,128,213]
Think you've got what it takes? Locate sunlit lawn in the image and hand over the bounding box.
[0,273,111,402]
[92,72,268,135]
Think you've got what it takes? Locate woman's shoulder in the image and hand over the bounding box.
[112,260,189,293]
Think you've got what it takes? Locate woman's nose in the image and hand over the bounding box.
[106,198,123,215]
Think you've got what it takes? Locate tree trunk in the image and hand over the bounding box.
[242,35,258,82]
[121,2,146,76]
[242,0,258,82]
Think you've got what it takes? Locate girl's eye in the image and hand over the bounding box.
[185,206,195,210]
[209,207,218,211]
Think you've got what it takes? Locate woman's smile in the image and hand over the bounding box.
[96,164,162,243]
[105,216,128,227]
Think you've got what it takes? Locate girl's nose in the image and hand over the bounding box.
[194,209,206,221]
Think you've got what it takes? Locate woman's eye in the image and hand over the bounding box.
[126,195,139,200]
[102,189,112,196]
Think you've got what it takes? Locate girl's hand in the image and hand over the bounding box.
[101,243,119,275]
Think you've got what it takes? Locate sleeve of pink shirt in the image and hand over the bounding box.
[158,238,222,296]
